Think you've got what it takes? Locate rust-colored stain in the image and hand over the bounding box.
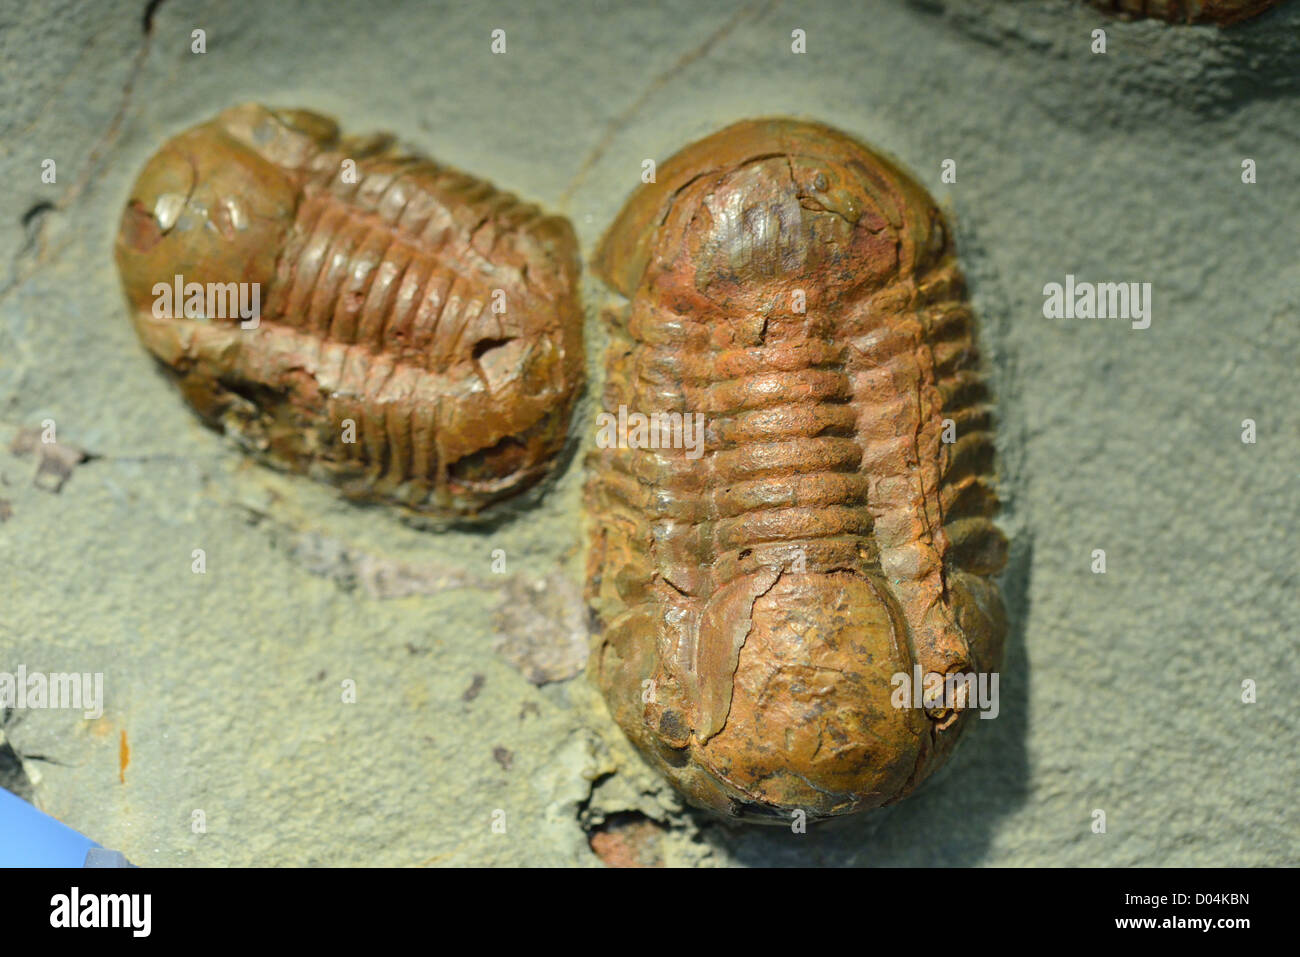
[586,119,1008,823]
[118,729,130,784]
[114,103,584,517]
[588,817,665,868]
[1087,0,1286,25]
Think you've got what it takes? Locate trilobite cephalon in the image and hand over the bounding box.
[115,104,583,516]
[1087,0,1285,24]
[585,119,1008,823]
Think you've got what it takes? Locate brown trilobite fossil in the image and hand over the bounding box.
[115,104,583,516]
[585,119,1008,823]
[1086,0,1286,24]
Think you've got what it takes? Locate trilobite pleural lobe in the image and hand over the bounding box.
[115,104,583,515]
[586,119,1008,822]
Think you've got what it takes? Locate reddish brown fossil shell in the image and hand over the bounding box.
[115,104,583,516]
[1087,0,1286,25]
[585,119,1008,823]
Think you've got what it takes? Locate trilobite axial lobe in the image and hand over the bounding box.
[586,119,1008,822]
[115,104,583,515]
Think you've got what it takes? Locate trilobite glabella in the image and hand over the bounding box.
[115,104,583,516]
[1087,0,1285,25]
[585,119,1008,823]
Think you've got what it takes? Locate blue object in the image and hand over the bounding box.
[0,786,132,867]
[83,848,135,867]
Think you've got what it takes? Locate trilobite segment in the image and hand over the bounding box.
[115,103,583,516]
[1086,0,1285,24]
[585,119,1008,823]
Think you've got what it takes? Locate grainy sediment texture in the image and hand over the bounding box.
[587,119,1006,822]
[115,104,584,517]
[1,0,1296,866]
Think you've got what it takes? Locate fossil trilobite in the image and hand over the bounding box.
[1087,0,1286,24]
[115,104,584,516]
[585,119,1008,823]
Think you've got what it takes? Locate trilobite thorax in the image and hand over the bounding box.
[586,119,1007,821]
[116,104,584,516]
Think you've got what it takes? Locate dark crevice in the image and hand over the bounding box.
[18,753,70,766]
[574,770,617,824]
[20,202,55,230]
[0,710,35,803]
[657,573,690,599]
[142,0,166,34]
[471,337,515,361]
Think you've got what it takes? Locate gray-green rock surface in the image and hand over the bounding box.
[1,0,1296,866]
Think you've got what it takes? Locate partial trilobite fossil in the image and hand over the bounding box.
[1087,0,1286,24]
[115,104,584,516]
[585,119,1008,823]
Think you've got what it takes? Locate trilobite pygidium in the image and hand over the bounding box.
[586,119,1008,822]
